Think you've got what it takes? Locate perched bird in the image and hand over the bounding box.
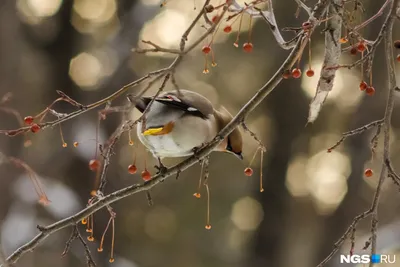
[128,90,243,169]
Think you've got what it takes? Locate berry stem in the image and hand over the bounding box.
[248,15,253,43]
[205,183,211,229]
[98,216,112,252]
[308,38,312,70]
[260,149,264,192]
[110,217,115,262]
[59,124,67,148]
[234,12,244,46]
[249,146,261,167]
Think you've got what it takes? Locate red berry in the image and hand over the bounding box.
[357,42,366,52]
[89,159,100,171]
[396,54,400,62]
[394,40,400,49]
[211,15,220,23]
[302,21,312,30]
[243,42,253,53]
[359,81,368,91]
[366,86,375,96]
[292,68,302,79]
[282,70,291,79]
[141,170,151,181]
[364,168,373,177]
[306,69,315,77]
[30,124,41,133]
[128,164,137,174]
[24,116,34,125]
[202,46,211,54]
[244,167,253,177]
[223,25,232,33]
[350,47,357,55]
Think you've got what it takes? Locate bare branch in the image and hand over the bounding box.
[308,0,343,123]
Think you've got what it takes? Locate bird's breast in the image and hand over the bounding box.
[137,115,217,158]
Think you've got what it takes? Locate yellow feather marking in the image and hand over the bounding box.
[142,122,174,136]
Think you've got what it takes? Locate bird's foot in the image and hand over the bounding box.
[192,143,207,158]
[154,160,168,175]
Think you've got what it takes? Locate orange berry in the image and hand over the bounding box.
[244,167,253,177]
[30,124,41,133]
[359,81,368,91]
[291,68,302,79]
[97,248,103,252]
[89,159,100,171]
[205,224,212,230]
[364,168,373,177]
[87,236,94,242]
[396,54,400,62]
[128,164,137,174]
[24,116,34,125]
[73,142,79,147]
[202,46,211,54]
[141,170,151,181]
[243,42,253,53]
[223,25,232,33]
[366,86,375,96]
[62,143,67,148]
[339,37,348,44]
[193,193,201,198]
[306,69,315,77]
[109,258,115,263]
[81,218,87,225]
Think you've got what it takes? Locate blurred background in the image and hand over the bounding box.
[1,0,400,266]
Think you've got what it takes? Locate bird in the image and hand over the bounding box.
[128,89,243,171]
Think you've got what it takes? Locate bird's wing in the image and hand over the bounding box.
[152,90,214,119]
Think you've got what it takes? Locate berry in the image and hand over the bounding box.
[128,164,137,174]
[97,248,103,252]
[357,42,366,52]
[193,192,201,198]
[233,42,239,48]
[211,15,220,23]
[366,86,375,96]
[202,46,211,54]
[394,40,400,49]
[244,167,253,177]
[89,159,100,171]
[339,37,348,44]
[204,4,214,13]
[24,116,34,125]
[359,81,368,91]
[364,168,373,177]
[87,236,94,242]
[223,25,232,33]
[243,42,253,53]
[306,69,315,77]
[109,258,115,263]
[30,124,41,133]
[205,224,212,230]
[282,70,291,79]
[62,143,67,148]
[350,47,357,55]
[291,68,302,79]
[141,170,151,181]
[302,22,311,30]
[73,142,79,147]
[397,54,400,62]
[327,148,332,153]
